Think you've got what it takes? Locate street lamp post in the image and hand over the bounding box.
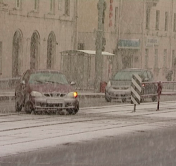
[95,0,105,92]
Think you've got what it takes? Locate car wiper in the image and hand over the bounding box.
[44,80,64,84]
[34,80,44,84]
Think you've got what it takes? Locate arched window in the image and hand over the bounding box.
[12,30,22,77]
[47,32,56,69]
[30,31,40,69]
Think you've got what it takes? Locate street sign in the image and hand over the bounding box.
[131,74,142,111]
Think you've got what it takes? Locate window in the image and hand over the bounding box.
[65,0,70,16]
[30,31,40,70]
[154,49,158,68]
[155,10,160,30]
[12,31,22,77]
[174,13,176,32]
[145,49,149,68]
[34,0,39,11]
[172,50,175,67]
[0,42,2,74]
[78,43,84,50]
[146,8,150,29]
[16,0,21,9]
[50,0,55,13]
[115,7,118,29]
[165,12,168,31]
[47,32,56,69]
[163,49,167,68]
[58,0,61,10]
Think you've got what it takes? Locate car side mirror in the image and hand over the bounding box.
[21,80,25,85]
[144,78,149,82]
[70,81,76,85]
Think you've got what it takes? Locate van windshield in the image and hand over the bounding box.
[113,71,142,81]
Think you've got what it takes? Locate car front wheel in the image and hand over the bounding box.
[66,105,79,115]
[15,93,23,112]
[15,100,22,112]
[105,92,111,102]
[24,101,34,114]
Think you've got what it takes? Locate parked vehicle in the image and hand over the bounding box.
[15,69,79,115]
[105,68,157,102]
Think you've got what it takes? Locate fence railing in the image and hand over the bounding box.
[161,81,176,92]
[140,81,176,111]
[0,77,20,89]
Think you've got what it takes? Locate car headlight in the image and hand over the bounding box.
[107,81,111,88]
[67,92,78,98]
[31,91,43,97]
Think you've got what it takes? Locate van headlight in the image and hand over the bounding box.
[31,91,43,97]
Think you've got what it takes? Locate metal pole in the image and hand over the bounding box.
[133,104,136,112]
[95,0,104,92]
[156,81,162,111]
[74,0,78,50]
[156,95,160,111]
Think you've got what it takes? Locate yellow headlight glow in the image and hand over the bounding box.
[73,92,78,98]
[67,92,78,98]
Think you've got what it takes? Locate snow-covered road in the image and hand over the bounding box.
[1,101,176,157]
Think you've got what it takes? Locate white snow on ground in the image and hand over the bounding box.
[0,101,176,157]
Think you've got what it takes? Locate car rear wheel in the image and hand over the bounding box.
[24,101,34,114]
[122,98,126,103]
[140,98,144,103]
[152,96,157,102]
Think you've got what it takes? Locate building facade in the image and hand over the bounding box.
[77,0,176,81]
[1,0,176,84]
[0,0,77,78]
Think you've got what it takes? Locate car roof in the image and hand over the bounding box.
[28,69,63,74]
[119,68,150,72]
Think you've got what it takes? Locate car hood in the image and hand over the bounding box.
[111,80,131,86]
[111,85,130,89]
[29,83,75,93]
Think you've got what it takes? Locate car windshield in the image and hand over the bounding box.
[113,71,143,81]
[29,72,69,84]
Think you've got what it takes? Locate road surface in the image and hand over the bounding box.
[0,100,176,165]
[1,126,176,166]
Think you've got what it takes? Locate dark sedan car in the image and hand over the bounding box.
[105,68,157,103]
[15,69,79,115]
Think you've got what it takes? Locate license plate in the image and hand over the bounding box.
[47,99,62,104]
